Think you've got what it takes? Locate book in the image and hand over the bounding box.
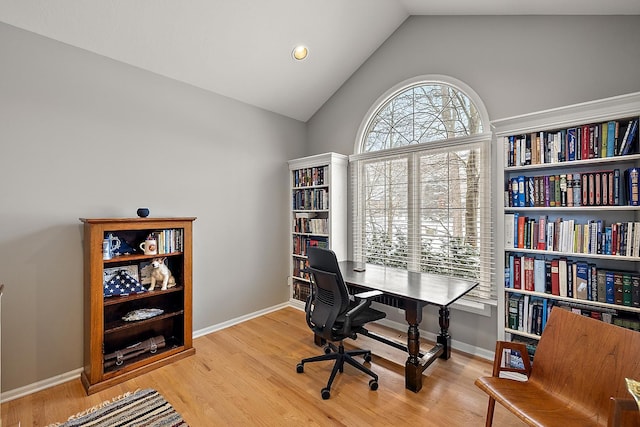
[575,262,589,300]
[623,273,633,306]
[534,258,546,293]
[504,213,515,249]
[620,118,638,155]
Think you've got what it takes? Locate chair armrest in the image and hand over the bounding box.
[491,341,532,378]
[343,291,382,334]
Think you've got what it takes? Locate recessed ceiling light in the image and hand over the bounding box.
[292,45,309,61]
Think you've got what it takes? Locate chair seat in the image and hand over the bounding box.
[475,376,604,427]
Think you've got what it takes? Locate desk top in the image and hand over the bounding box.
[339,261,478,307]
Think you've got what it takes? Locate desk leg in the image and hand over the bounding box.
[405,301,423,393]
[437,306,451,360]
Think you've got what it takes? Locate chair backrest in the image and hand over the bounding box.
[531,307,640,422]
[306,247,351,341]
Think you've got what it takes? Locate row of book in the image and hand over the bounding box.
[506,296,624,336]
[292,281,311,302]
[504,305,640,369]
[293,212,328,234]
[292,257,310,281]
[504,117,638,167]
[506,214,640,257]
[292,166,328,188]
[506,168,639,208]
[506,254,640,306]
[149,229,184,254]
[292,236,329,257]
[292,188,329,210]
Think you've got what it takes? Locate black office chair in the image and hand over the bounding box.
[296,247,386,399]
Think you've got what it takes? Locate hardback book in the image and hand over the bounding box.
[534,258,546,293]
[575,262,589,300]
[504,213,515,249]
[623,273,633,306]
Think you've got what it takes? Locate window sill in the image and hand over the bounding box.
[451,298,494,317]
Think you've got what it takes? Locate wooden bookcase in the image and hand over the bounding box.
[494,92,640,355]
[79,217,196,394]
[288,153,348,305]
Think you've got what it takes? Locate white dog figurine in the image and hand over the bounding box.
[149,257,176,291]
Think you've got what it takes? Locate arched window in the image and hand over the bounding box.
[351,76,494,303]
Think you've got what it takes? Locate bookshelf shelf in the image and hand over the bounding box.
[288,153,347,304]
[504,153,640,172]
[79,217,196,395]
[495,92,640,349]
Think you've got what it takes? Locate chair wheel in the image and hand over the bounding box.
[321,388,331,400]
[324,346,332,354]
[296,363,304,373]
[369,379,378,391]
[363,353,372,363]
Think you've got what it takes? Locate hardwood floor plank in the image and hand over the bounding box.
[2,307,523,426]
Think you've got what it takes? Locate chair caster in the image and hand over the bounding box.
[369,379,378,391]
[321,388,331,400]
[324,346,333,354]
[363,353,372,363]
[296,363,304,373]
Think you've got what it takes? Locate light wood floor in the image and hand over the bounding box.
[2,307,523,426]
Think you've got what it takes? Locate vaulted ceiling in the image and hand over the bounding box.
[1,1,639,121]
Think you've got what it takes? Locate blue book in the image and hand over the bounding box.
[605,271,615,304]
[575,262,589,300]
[607,121,616,157]
[511,177,519,207]
[621,119,638,155]
[517,175,526,207]
[567,128,577,161]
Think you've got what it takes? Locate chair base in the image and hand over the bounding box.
[297,341,379,399]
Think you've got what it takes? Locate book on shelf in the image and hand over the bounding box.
[506,214,640,257]
[504,117,638,168]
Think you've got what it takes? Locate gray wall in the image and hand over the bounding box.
[0,22,305,392]
[307,16,640,351]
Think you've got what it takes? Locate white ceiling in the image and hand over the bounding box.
[1,1,639,122]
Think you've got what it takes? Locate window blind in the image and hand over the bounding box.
[351,136,495,303]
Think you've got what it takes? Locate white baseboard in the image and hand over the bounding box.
[1,301,492,403]
[1,302,290,403]
[2,368,83,403]
[192,302,290,338]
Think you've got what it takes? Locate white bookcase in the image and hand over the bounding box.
[494,92,640,349]
[288,152,348,306]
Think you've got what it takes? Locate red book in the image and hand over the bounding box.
[551,259,560,295]
[513,256,522,290]
[517,215,526,249]
[581,125,590,159]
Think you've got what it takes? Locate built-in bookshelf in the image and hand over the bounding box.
[494,92,640,352]
[288,153,347,305]
[79,217,196,394]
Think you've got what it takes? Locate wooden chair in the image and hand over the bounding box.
[475,307,640,426]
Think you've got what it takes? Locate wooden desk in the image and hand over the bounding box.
[339,261,478,393]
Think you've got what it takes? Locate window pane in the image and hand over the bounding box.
[363,158,409,269]
[364,84,483,153]
[419,149,480,284]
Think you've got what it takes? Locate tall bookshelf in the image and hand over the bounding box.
[288,153,348,305]
[494,92,640,352]
[79,217,196,394]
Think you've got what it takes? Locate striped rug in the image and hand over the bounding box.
[48,388,188,427]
